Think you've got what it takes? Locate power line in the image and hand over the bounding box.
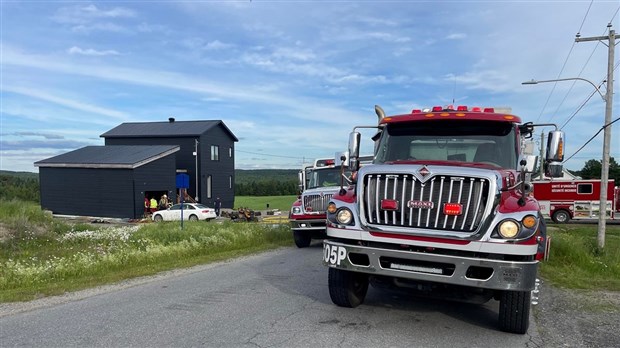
[536,0,594,123]
[563,116,620,163]
[560,59,619,130]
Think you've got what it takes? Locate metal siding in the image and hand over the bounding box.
[106,137,198,198]
[39,167,134,218]
[201,126,235,209]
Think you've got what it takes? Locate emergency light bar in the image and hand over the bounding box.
[411,106,512,114]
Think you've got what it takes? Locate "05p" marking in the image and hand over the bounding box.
[324,244,347,266]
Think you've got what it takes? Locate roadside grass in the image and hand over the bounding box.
[0,200,292,303]
[234,195,297,212]
[540,224,620,291]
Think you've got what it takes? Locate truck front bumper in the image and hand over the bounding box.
[291,218,327,233]
[322,240,538,292]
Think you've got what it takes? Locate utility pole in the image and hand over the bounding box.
[539,132,545,179]
[575,25,616,250]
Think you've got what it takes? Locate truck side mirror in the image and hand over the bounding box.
[519,155,538,173]
[545,162,563,178]
[297,171,304,191]
[546,130,564,162]
[348,131,361,171]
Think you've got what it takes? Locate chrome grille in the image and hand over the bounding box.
[362,173,490,232]
[303,193,334,213]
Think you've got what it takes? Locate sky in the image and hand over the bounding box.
[1,0,619,172]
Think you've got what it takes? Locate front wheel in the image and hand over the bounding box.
[153,214,163,222]
[498,290,531,334]
[293,231,311,248]
[328,268,369,308]
[552,210,570,223]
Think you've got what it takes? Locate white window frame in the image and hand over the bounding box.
[211,145,219,161]
[207,175,212,198]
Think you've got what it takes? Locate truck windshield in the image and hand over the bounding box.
[307,168,349,189]
[374,120,518,169]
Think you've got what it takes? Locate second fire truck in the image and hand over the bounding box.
[323,105,565,334]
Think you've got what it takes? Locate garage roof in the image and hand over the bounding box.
[35,145,180,169]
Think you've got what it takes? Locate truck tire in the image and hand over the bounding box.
[552,210,570,224]
[328,268,369,308]
[498,290,530,334]
[293,231,311,248]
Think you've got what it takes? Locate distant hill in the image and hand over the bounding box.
[235,169,297,185]
[0,169,296,183]
[0,170,39,180]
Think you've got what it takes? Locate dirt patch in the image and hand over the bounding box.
[534,280,620,347]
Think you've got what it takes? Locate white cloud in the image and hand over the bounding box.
[53,4,135,24]
[67,46,120,56]
[2,86,128,120]
[446,33,467,40]
[71,23,127,33]
[205,40,234,51]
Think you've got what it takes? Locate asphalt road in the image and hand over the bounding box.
[0,243,542,347]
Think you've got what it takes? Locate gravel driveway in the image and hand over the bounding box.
[534,280,620,347]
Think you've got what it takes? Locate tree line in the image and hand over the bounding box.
[568,157,619,183]
[0,174,40,202]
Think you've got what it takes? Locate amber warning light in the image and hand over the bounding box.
[443,203,463,216]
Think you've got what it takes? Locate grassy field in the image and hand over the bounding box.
[234,195,297,212]
[0,200,292,302]
[540,224,620,290]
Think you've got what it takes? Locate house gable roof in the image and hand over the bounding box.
[34,145,180,169]
[100,119,238,141]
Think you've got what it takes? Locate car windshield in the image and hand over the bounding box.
[374,120,518,169]
[307,167,350,189]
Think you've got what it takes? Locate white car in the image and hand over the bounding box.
[152,203,217,222]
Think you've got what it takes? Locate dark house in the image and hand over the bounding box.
[35,145,179,219]
[101,118,238,209]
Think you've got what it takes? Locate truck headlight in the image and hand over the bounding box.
[498,220,519,239]
[336,208,353,225]
[292,206,302,214]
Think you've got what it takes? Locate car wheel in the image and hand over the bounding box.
[153,215,163,222]
[552,210,570,223]
[189,214,198,221]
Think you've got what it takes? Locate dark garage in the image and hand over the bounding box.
[35,145,180,219]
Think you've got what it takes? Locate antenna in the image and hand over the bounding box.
[452,74,457,105]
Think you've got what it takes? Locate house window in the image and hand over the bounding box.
[229,147,232,157]
[207,175,212,198]
[211,145,219,161]
[577,183,593,194]
[229,175,232,189]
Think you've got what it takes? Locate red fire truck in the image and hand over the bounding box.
[289,156,350,248]
[323,105,565,334]
[532,179,619,223]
